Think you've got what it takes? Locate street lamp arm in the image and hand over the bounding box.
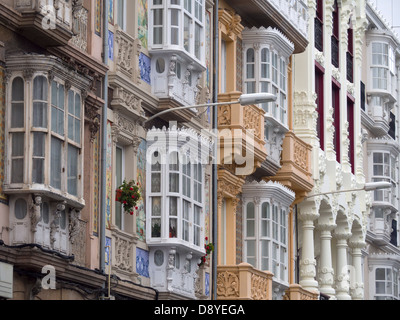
[305,181,392,199]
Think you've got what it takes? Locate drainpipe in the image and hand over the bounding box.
[212,0,219,301]
[100,0,109,276]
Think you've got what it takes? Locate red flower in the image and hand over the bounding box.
[130,187,134,191]
[123,201,127,204]
[205,237,208,241]
[131,195,135,199]
[130,211,134,215]
[135,206,138,210]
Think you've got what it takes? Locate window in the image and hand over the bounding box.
[371,42,389,90]
[347,25,354,82]
[244,200,288,282]
[372,152,397,205]
[10,77,24,184]
[315,0,324,52]
[347,99,355,173]
[115,146,124,229]
[147,144,205,250]
[150,0,204,61]
[315,66,324,150]
[242,43,289,126]
[332,82,340,163]
[117,0,126,30]
[331,0,339,68]
[221,39,227,93]
[152,0,163,45]
[245,48,256,94]
[375,267,400,300]
[7,73,83,201]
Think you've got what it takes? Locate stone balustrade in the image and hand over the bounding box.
[217,263,273,300]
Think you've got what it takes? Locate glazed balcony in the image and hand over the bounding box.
[217,263,273,300]
[283,284,319,300]
[223,0,308,53]
[269,130,314,195]
[4,0,77,47]
[217,92,267,175]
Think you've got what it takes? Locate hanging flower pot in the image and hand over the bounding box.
[115,179,141,214]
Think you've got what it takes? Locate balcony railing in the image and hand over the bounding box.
[271,131,314,193]
[269,0,308,38]
[13,0,75,47]
[217,263,273,300]
[283,284,319,300]
[217,92,267,172]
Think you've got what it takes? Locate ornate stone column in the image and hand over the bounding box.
[298,204,320,292]
[334,232,352,300]
[316,222,336,298]
[349,239,365,300]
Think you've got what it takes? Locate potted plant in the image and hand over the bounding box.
[115,179,141,215]
[198,237,214,267]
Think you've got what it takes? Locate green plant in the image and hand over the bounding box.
[115,179,141,215]
[199,237,214,267]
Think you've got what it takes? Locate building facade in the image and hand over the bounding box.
[361,0,400,300]
[0,0,399,301]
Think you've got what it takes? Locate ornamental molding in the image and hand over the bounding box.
[242,26,295,58]
[216,271,239,298]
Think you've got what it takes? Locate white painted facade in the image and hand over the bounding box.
[362,1,400,300]
[293,0,370,300]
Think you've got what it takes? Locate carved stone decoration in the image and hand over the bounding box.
[69,209,81,244]
[71,6,88,52]
[85,103,101,142]
[251,273,268,300]
[217,271,239,298]
[29,195,42,233]
[299,258,317,279]
[50,201,66,248]
[114,234,134,272]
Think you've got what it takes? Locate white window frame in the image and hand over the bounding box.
[149,0,205,62]
[243,199,288,283]
[375,267,400,300]
[147,148,205,251]
[243,45,288,126]
[371,42,389,91]
[6,72,84,201]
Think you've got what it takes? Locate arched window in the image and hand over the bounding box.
[245,48,256,94]
[11,77,25,184]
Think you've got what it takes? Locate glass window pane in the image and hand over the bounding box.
[152,197,162,216]
[15,198,27,220]
[151,173,161,192]
[12,77,24,101]
[50,137,62,189]
[12,132,24,157]
[376,268,386,280]
[247,202,254,219]
[33,102,47,128]
[68,144,78,196]
[11,103,24,128]
[169,197,178,216]
[11,159,24,183]
[33,76,48,100]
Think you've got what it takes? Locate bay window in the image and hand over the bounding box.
[146,126,211,257]
[372,152,397,206]
[149,0,204,63]
[242,28,294,128]
[375,267,400,300]
[5,63,88,206]
[147,149,205,250]
[371,42,389,90]
[242,180,295,290]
